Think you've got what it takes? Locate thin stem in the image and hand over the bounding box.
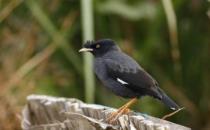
[81,0,95,103]
[162,107,184,120]
[162,0,182,82]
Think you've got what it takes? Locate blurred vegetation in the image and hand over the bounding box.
[0,0,210,129]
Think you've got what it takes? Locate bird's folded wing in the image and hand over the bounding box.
[104,58,157,91]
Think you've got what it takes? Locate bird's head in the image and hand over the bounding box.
[79,39,120,57]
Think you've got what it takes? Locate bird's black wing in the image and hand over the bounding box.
[103,53,161,98]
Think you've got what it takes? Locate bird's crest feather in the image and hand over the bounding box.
[83,40,94,48]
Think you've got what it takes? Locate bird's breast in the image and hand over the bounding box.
[94,59,108,80]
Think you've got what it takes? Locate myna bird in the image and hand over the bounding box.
[79,39,180,122]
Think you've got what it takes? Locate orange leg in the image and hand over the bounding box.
[106,98,138,123]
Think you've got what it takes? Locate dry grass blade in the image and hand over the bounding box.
[1,44,56,96]
[25,0,82,74]
[0,1,79,105]
[0,0,23,22]
[162,107,185,120]
[0,44,56,130]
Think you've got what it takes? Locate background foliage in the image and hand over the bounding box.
[0,0,209,129]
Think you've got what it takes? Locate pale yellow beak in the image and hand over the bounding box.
[79,48,93,52]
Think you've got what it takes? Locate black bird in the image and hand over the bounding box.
[79,39,180,121]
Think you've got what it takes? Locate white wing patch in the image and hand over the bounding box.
[171,107,176,110]
[117,78,128,85]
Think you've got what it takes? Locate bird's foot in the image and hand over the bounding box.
[105,98,137,124]
[106,108,131,124]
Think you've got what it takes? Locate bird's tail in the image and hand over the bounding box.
[157,88,180,110]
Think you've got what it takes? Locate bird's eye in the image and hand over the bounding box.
[96,44,100,48]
